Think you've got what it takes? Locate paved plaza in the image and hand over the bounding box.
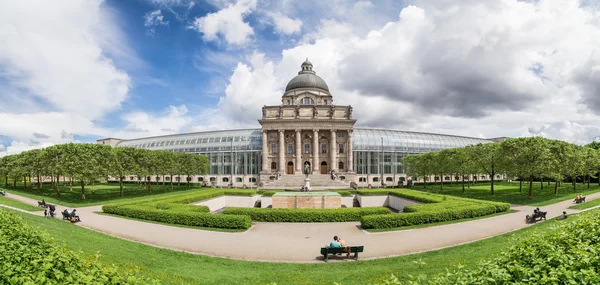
[4,192,598,263]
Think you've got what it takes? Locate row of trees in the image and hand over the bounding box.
[403,137,600,199]
[0,143,209,199]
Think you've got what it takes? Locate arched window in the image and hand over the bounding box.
[236,177,243,182]
[301,97,315,105]
[222,177,229,182]
[386,177,393,182]
[271,162,277,170]
[359,177,366,182]
[198,177,204,182]
[338,161,344,171]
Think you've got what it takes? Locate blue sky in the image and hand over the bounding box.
[1,0,600,155]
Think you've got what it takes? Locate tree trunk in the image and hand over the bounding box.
[187,176,191,188]
[573,179,577,191]
[461,174,465,193]
[547,180,550,186]
[528,176,533,199]
[170,175,173,191]
[24,176,27,189]
[587,175,590,189]
[147,179,152,193]
[92,181,95,194]
[178,175,181,186]
[55,175,59,192]
[69,177,73,192]
[119,177,124,197]
[554,181,558,194]
[490,165,495,196]
[440,173,443,191]
[540,178,543,190]
[81,181,86,200]
[162,175,165,186]
[37,174,41,193]
[13,180,16,188]
[519,180,522,193]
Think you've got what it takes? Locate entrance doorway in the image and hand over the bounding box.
[287,162,294,174]
[320,161,328,174]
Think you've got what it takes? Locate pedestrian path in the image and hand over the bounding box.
[2,192,599,262]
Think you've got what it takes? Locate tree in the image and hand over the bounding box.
[468,143,502,196]
[109,147,137,197]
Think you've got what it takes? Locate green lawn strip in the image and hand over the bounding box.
[0,195,42,211]
[0,183,209,207]
[569,197,600,210]
[11,208,563,285]
[404,181,600,206]
[95,212,247,232]
[365,209,518,232]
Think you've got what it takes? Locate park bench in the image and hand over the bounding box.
[61,210,71,220]
[526,211,547,223]
[320,246,364,262]
[574,196,586,204]
[37,201,46,207]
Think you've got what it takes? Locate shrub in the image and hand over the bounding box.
[0,209,157,284]
[102,189,255,229]
[223,207,391,222]
[359,189,510,229]
[380,209,600,284]
[333,191,353,197]
[257,191,277,197]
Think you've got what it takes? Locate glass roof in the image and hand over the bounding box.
[116,128,490,152]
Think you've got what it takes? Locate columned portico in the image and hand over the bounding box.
[330,130,337,172]
[312,129,319,174]
[279,130,285,173]
[295,129,302,173]
[347,130,353,171]
[262,131,269,172]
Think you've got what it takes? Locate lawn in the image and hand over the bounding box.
[569,197,600,210]
[13,209,565,285]
[0,195,42,211]
[0,183,212,207]
[406,181,599,206]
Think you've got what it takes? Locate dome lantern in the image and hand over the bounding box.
[285,59,329,92]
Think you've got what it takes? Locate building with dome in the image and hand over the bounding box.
[98,60,495,189]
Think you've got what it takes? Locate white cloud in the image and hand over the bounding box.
[115,105,193,139]
[144,10,169,35]
[213,0,600,144]
[268,12,302,35]
[0,0,134,155]
[190,0,257,46]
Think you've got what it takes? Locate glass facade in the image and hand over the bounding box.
[116,128,490,176]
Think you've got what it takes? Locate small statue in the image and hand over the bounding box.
[295,105,300,117]
[277,106,283,118]
[328,105,335,118]
[313,105,318,118]
[304,162,310,174]
[347,105,353,119]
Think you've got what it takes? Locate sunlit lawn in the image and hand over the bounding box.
[0,182,209,207]
[13,209,567,285]
[407,181,600,206]
[0,195,42,211]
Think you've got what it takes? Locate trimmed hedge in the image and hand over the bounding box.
[257,190,277,197]
[223,207,391,222]
[359,189,510,229]
[382,209,600,284]
[102,189,255,229]
[0,209,156,284]
[333,190,353,197]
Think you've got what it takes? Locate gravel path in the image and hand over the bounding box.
[3,191,600,263]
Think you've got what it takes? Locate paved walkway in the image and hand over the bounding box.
[3,192,600,262]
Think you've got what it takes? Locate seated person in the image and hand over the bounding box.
[580,194,585,202]
[329,236,341,248]
[70,209,80,222]
[574,195,581,203]
[559,211,568,220]
[338,236,351,257]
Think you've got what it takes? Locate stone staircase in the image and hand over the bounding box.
[260,174,351,190]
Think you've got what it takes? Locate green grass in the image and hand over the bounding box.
[365,209,518,232]
[0,195,42,211]
[0,183,212,207]
[569,197,600,210]
[95,212,247,232]
[10,209,568,285]
[406,181,599,206]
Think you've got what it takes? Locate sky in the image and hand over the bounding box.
[1,0,600,156]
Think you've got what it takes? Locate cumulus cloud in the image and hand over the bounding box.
[0,0,133,155]
[115,105,192,138]
[144,10,169,35]
[212,0,600,144]
[268,12,302,35]
[190,0,257,46]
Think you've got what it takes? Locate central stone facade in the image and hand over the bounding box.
[272,192,342,209]
[259,59,356,186]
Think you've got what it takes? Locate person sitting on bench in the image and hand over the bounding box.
[338,236,351,257]
[329,236,341,248]
[70,209,80,222]
[574,194,581,203]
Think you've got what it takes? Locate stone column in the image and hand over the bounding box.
[295,129,302,173]
[262,130,269,172]
[348,130,353,172]
[313,129,319,174]
[330,130,337,172]
[279,130,285,173]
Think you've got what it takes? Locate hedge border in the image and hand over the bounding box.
[223,206,391,222]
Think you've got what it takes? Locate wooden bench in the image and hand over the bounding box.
[61,211,71,220]
[38,201,46,207]
[320,246,364,262]
[526,211,547,223]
